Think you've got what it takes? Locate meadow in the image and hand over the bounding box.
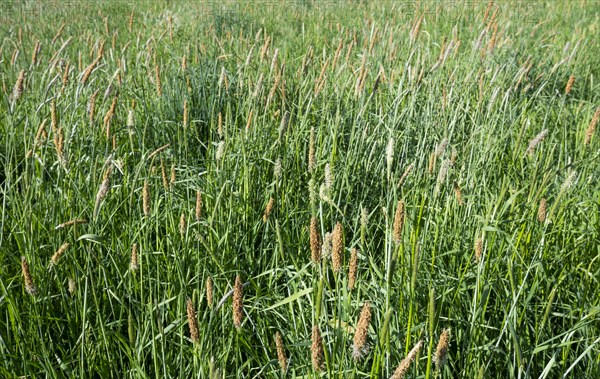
[0,0,599,377]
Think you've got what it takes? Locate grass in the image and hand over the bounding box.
[1,0,599,378]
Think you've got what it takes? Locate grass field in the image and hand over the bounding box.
[1,0,599,377]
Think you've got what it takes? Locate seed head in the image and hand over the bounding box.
[274,157,282,180]
[322,231,332,260]
[324,163,333,191]
[332,222,343,272]
[398,162,414,188]
[348,248,358,290]
[437,159,451,184]
[130,243,139,272]
[386,137,395,179]
[68,277,76,296]
[453,181,464,205]
[393,200,405,244]
[311,325,324,371]
[142,179,150,216]
[435,138,448,157]
[434,329,450,370]
[50,242,70,266]
[55,218,87,229]
[390,339,423,379]
[216,141,225,161]
[308,127,316,172]
[179,212,186,236]
[186,298,199,343]
[94,168,111,217]
[526,129,549,156]
[195,190,203,221]
[584,106,599,145]
[565,74,575,95]
[309,217,322,263]
[21,256,38,296]
[352,301,371,360]
[206,276,214,308]
[275,331,288,371]
[537,198,547,223]
[170,164,176,187]
[263,197,274,222]
[12,69,25,103]
[233,275,243,328]
[475,238,483,263]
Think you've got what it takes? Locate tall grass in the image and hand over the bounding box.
[1,1,599,378]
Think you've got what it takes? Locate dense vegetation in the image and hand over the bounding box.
[1,1,599,378]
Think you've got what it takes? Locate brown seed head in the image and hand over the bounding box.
[393,200,405,244]
[186,298,199,343]
[475,238,483,263]
[434,329,450,370]
[348,248,358,290]
[311,325,324,371]
[21,256,37,296]
[12,69,25,102]
[263,197,274,222]
[142,179,150,216]
[353,301,371,360]
[179,213,186,236]
[183,100,188,129]
[310,217,321,263]
[453,181,464,205]
[130,243,139,272]
[275,331,288,371]
[195,190,203,221]
[55,218,87,229]
[170,164,176,187]
[206,276,213,308]
[233,275,243,328]
[390,339,423,379]
[537,198,547,223]
[565,74,575,95]
[332,222,343,272]
[308,127,316,172]
[584,106,599,146]
[51,242,70,266]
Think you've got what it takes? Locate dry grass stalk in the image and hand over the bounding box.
[390,339,423,379]
[50,242,70,266]
[195,190,202,221]
[263,197,274,222]
[353,301,371,360]
[348,248,358,290]
[393,200,405,244]
[537,198,547,223]
[55,218,87,229]
[81,57,100,84]
[52,23,65,44]
[584,106,599,145]
[233,275,244,328]
[142,179,150,216]
[275,331,288,371]
[435,329,450,370]
[206,276,213,308]
[310,217,321,263]
[332,222,344,272]
[21,256,38,296]
[186,298,199,343]
[311,325,324,371]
